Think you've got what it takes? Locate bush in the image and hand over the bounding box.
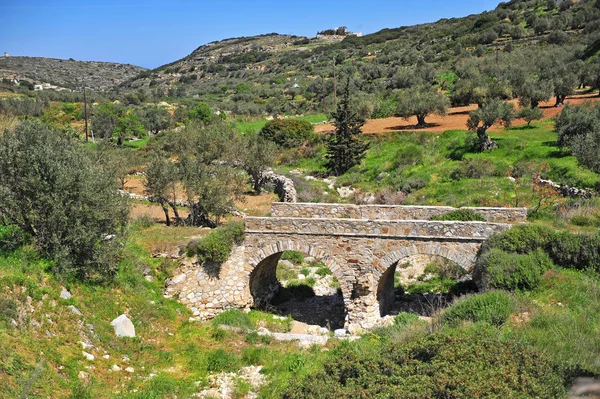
[394,312,419,326]
[431,209,486,222]
[259,119,314,148]
[482,224,553,254]
[0,225,27,253]
[0,120,129,279]
[475,248,553,291]
[450,158,496,180]
[280,250,304,265]
[547,231,600,272]
[281,325,567,398]
[0,297,18,326]
[195,221,245,263]
[441,291,514,327]
[481,225,600,273]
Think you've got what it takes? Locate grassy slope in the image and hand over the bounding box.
[0,224,315,399]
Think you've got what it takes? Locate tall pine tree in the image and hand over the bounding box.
[325,80,369,176]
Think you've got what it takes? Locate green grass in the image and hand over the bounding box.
[122,136,150,149]
[233,113,328,135]
[508,269,600,374]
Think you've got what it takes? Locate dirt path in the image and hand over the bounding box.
[315,92,600,135]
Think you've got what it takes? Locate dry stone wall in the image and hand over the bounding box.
[270,203,528,223]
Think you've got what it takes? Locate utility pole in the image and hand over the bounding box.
[83,85,89,142]
[333,56,337,108]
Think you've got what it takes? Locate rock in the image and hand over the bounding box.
[297,274,306,280]
[78,371,90,381]
[271,332,329,347]
[60,288,72,300]
[68,305,83,316]
[290,321,309,334]
[125,367,135,373]
[122,355,130,362]
[111,364,121,372]
[82,351,94,361]
[304,256,316,264]
[103,354,110,359]
[80,341,94,350]
[171,273,186,285]
[334,328,347,338]
[347,324,363,335]
[279,259,294,269]
[110,314,135,338]
[144,275,154,282]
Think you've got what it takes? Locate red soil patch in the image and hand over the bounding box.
[314,92,600,135]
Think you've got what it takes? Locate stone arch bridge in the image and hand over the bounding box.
[165,203,526,332]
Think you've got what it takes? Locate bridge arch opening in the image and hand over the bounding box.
[376,254,474,317]
[249,250,347,330]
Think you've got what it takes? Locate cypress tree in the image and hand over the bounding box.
[325,80,369,176]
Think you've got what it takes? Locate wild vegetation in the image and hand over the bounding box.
[1,0,600,397]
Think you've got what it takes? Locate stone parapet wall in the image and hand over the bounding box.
[245,217,511,240]
[270,203,527,223]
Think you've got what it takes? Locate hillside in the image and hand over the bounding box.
[0,56,147,91]
[119,0,600,115]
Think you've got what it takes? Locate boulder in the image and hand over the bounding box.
[110,314,135,338]
[60,288,72,300]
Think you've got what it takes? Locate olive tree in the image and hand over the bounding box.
[556,103,600,173]
[138,106,172,135]
[467,99,514,151]
[241,134,279,194]
[0,120,129,279]
[395,85,450,128]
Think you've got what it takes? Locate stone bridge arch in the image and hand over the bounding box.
[374,240,482,317]
[245,239,355,311]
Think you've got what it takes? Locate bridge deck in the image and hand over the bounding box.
[245,217,511,241]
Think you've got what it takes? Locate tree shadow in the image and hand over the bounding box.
[385,123,441,131]
[510,125,537,131]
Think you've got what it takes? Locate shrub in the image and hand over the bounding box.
[276,262,296,281]
[195,221,245,263]
[0,297,18,325]
[475,248,553,291]
[0,120,129,279]
[482,224,553,254]
[281,325,567,398]
[441,291,514,327]
[0,225,27,254]
[315,267,332,277]
[450,158,496,180]
[482,225,600,273]
[280,250,304,265]
[212,309,254,330]
[547,231,600,272]
[259,119,314,148]
[131,214,155,229]
[431,209,486,222]
[394,312,419,326]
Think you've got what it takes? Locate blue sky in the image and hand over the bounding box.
[1,0,501,69]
